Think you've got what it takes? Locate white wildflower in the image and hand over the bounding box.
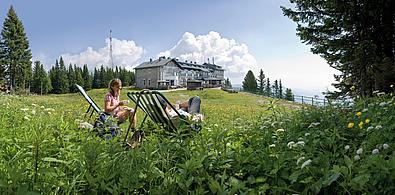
[44,108,55,112]
[214,124,218,127]
[296,141,305,147]
[79,122,93,129]
[276,128,285,133]
[375,125,383,130]
[24,115,30,121]
[301,159,312,169]
[296,157,305,165]
[269,144,276,148]
[372,149,379,155]
[372,90,379,94]
[356,148,363,155]
[367,126,374,131]
[362,108,368,112]
[308,122,320,128]
[287,141,295,149]
[379,102,388,107]
[31,103,37,107]
[354,155,360,161]
[383,143,389,149]
[377,92,386,96]
[344,145,350,150]
[31,110,36,115]
[305,133,310,136]
[226,142,231,147]
[20,108,29,111]
[40,106,45,109]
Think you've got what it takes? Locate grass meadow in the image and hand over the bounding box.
[0,88,394,194]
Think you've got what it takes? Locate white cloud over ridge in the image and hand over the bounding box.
[158,31,259,80]
[61,38,144,70]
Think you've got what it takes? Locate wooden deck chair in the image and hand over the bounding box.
[75,84,102,118]
[126,90,190,134]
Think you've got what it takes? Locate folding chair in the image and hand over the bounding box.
[125,90,190,139]
[75,84,102,118]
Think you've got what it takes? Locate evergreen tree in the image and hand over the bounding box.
[0,6,33,91]
[68,64,76,92]
[285,88,294,101]
[282,0,395,98]
[75,65,84,87]
[31,61,51,94]
[242,70,257,92]
[58,57,69,93]
[224,77,232,88]
[82,64,92,90]
[273,80,279,98]
[257,69,265,94]
[265,78,271,97]
[49,60,60,93]
[279,80,283,99]
[92,68,100,88]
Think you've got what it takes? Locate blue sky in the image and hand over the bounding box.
[0,0,339,96]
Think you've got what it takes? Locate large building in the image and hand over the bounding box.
[134,56,224,89]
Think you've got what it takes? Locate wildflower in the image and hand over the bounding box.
[391,84,394,88]
[214,124,218,127]
[304,133,310,136]
[372,149,379,155]
[308,122,320,128]
[362,108,368,112]
[296,141,305,147]
[377,92,386,96]
[31,110,36,115]
[365,119,370,124]
[348,122,354,128]
[31,103,37,107]
[269,144,275,148]
[356,112,362,116]
[344,145,350,150]
[350,86,355,91]
[379,102,388,107]
[367,126,374,131]
[358,121,364,129]
[375,125,383,130]
[40,106,45,109]
[24,115,30,121]
[301,159,312,169]
[276,128,285,133]
[287,141,295,149]
[383,143,389,149]
[356,148,363,155]
[354,155,360,161]
[20,108,29,111]
[296,157,305,165]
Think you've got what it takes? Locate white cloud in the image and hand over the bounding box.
[61,38,144,70]
[158,31,259,80]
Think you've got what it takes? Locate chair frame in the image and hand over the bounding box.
[75,84,102,118]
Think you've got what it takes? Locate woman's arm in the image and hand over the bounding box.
[104,100,123,113]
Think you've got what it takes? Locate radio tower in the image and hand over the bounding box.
[109,29,114,69]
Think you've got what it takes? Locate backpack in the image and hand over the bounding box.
[93,113,121,139]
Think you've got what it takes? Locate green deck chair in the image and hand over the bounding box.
[126,90,190,136]
[75,84,102,118]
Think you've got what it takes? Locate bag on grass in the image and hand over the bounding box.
[93,113,121,139]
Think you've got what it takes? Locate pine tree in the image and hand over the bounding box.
[0,6,33,91]
[49,60,60,93]
[273,80,279,98]
[82,64,92,90]
[58,57,69,93]
[31,61,51,94]
[279,80,283,99]
[285,88,294,101]
[242,70,257,92]
[282,0,395,98]
[74,65,84,87]
[68,64,76,92]
[257,69,265,94]
[224,77,232,88]
[265,78,271,97]
[92,68,100,88]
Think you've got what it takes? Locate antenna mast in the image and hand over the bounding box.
[109,29,114,69]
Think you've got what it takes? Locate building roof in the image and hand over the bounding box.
[135,57,224,72]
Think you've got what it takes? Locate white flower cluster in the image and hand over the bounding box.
[308,122,320,129]
[287,141,305,149]
[301,159,312,169]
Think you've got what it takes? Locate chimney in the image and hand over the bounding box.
[207,58,210,64]
[212,57,215,64]
[150,58,152,62]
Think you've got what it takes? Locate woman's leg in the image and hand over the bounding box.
[116,109,137,129]
[188,96,201,114]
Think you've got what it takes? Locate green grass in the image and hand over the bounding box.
[1,89,394,194]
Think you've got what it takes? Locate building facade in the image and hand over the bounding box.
[135,56,225,89]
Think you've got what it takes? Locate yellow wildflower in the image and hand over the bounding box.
[350,86,356,91]
[391,84,394,88]
[356,112,362,116]
[358,121,364,129]
[348,122,354,128]
[365,119,370,124]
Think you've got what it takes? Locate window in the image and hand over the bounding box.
[143,79,146,85]
[148,80,151,86]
